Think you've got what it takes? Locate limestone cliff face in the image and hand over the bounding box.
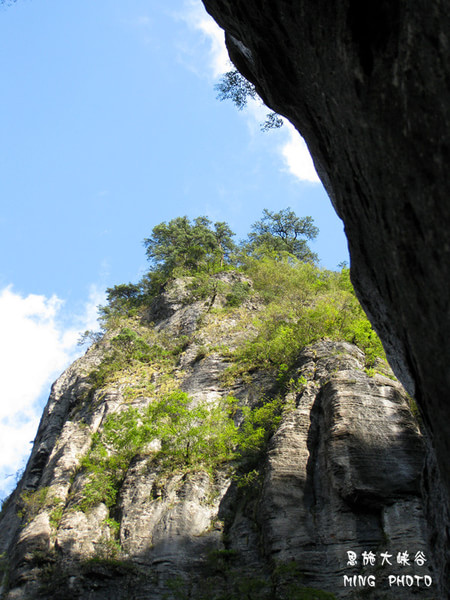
[0,276,433,599]
[200,2,450,592]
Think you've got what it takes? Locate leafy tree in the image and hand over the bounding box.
[245,208,319,263]
[96,282,150,324]
[260,111,284,132]
[106,283,142,303]
[213,220,236,267]
[143,216,236,275]
[215,69,283,131]
[215,69,258,110]
[96,211,320,322]
[78,329,103,347]
[104,283,144,312]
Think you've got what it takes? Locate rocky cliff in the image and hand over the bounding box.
[0,274,434,599]
[200,1,450,594]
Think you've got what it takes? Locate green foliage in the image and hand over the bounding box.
[49,501,64,529]
[186,272,228,302]
[406,393,422,424]
[35,553,69,598]
[235,468,262,493]
[94,535,122,560]
[226,280,251,307]
[78,392,240,511]
[17,487,49,522]
[164,575,190,600]
[275,364,307,395]
[342,314,385,367]
[79,406,150,510]
[16,487,65,530]
[143,216,236,277]
[97,281,156,326]
[78,329,103,346]
[78,386,291,513]
[236,576,269,599]
[235,396,284,470]
[111,327,152,361]
[245,207,319,264]
[231,257,386,376]
[81,556,139,574]
[104,283,147,314]
[206,548,239,566]
[95,209,318,326]
[261,111,284,131]
[272,561,338,599]
[215,68,283,131]
[88,326,174,392]
[215,69,258,109]
[0,551,8,576]
[104,517,120,534]
[151,390,238,470]
[59,214,385,600]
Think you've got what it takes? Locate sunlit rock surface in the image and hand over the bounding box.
[0,279,433,598]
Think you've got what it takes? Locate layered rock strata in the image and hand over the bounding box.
[0,279,433,599]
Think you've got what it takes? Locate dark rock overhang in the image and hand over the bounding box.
[201,1,450,594]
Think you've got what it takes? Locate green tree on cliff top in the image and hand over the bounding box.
[143,216,236,275]
[245,207,319,263]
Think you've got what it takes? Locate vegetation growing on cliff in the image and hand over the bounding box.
[144,216,236,275]
[75,209,387,514]
[215,68,284,131]
[3,212,413,600]
[92,209,385,376]
[246,208,319,263]
[233,255,384,374]
[78,391,239,511]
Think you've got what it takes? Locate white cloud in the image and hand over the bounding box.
[0,285,105,499]
[240,102,320,184]
[280,123,320,183]
[180,0,231,78]
[181,2,320,185]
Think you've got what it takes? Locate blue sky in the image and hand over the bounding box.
[0,0,348,499]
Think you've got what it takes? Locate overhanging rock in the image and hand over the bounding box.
[202,0,450,594]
